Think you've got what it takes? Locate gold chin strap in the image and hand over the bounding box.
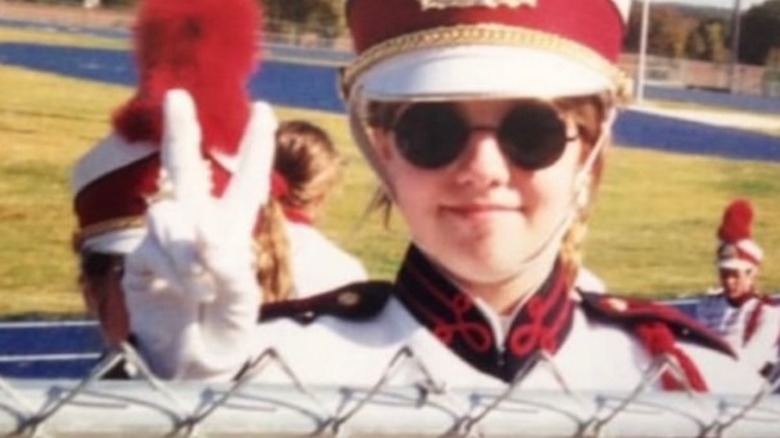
[500,104,617,276]
[574,105,617,199]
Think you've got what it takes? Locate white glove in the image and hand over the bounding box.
[122,89,277,380]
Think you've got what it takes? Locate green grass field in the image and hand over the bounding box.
[1,25,779,317]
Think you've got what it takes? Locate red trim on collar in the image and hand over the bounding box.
[395,245,574,382]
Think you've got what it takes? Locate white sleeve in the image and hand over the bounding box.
[286,223,369,297]
[740,304,780,373]
[677,341,765,394]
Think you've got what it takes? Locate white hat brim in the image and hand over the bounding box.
[356,45,613,101]
[81,228,146,254]
[718,258,757,271]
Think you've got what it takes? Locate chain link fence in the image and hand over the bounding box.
[1,342,780,437]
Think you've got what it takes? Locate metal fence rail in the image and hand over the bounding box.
[1,343,779,437]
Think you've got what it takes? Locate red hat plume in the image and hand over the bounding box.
[113,0,262,155]
[717,199,754,243]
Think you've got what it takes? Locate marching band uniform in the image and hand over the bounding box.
[695,200,780,375]
[247,246,759,392]
[697,292,780,375]
[114,0,764,397]
[285,220,368,298]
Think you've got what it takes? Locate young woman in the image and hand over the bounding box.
[121,0,763,392]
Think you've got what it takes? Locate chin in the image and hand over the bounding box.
[444,253,528,285]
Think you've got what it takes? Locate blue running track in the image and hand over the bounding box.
[1,42,779,162]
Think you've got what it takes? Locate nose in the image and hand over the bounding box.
[453,129,512,188]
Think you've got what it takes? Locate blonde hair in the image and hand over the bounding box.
[274,120,344,219]
[256,199,293,303]
[366,95,612,287]
[555,95,610,286]
[255,120,344,303]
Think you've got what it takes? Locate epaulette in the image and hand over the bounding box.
[259,281,394,324]
[578,291,735,358]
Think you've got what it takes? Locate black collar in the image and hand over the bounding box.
[394,245,575,382]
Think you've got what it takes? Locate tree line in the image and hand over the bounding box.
[18,0,780,66]
[625,0,780,67]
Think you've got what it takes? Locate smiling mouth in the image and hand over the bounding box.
[441,204,520,216]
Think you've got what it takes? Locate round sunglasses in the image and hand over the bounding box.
[392,101,577,170]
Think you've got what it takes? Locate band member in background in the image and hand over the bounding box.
[696,199,780,377]
[72,0,366,351]
[71,0,263,347]
[120,0,763,393]
[257,120,367,302]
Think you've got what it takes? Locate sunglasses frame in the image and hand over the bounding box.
[389,99,579,171]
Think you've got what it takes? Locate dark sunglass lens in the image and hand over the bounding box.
[394,103,468,169]
[499,103,568,170]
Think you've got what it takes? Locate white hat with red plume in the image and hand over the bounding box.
[71,0,262,254]
[716,199,764,270]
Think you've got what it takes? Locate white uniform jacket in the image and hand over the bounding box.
[696,290,780,374]
[285,221,368,298]
[134,246,764,394]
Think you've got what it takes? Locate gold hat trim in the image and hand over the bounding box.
[343,23,631,100]
[419,0,538,9]
[72,216,145,251]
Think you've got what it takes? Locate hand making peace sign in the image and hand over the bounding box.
[122,90,277,380]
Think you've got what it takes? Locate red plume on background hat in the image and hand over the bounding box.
[716,199,764,270]
[72,0,262,253]
[114,0,261,154]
